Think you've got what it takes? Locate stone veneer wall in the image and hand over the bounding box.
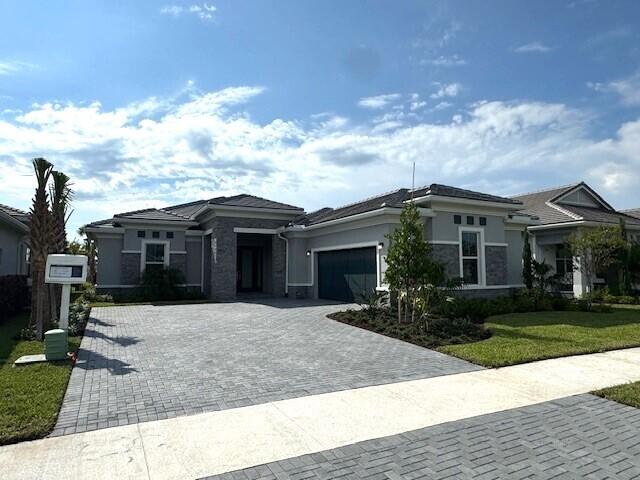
[121,253,141,285]
[431,244,460,280]
[208,217,288,301]
[485,246,508,285]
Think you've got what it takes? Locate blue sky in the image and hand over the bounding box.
[1,0,639,237]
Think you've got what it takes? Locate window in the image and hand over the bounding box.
[144,243,167,274]
[166,232,174,239]
[466,216,474,225]
[479,217,487,226]
[454,215,461,225]
[137,230,145,238]
[555,245,573,291]
[152,231,160,239]
[461,231,480,285]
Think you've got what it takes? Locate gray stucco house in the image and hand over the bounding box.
[512,182,640,297]
[85,184,536,301]
[0,204,30,277]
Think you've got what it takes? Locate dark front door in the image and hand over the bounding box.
[318,247,377,302]
[237,246,263,292]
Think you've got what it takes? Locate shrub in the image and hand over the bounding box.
[427,316,490,343]
[141,267,185,301]
[75,282,113,304]
[0,275,29,322]
[549,295,571,311]
[616,295,638,305]
[68,300,91,335]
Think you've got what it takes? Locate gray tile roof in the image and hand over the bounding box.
[623,208,640,220]
[87,194,303,229]
[114,208,193,222]
[0,203,30,226]
[512,182,640,227]
[295,184,521,226]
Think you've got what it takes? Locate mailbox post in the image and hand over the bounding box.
[45,254,88,330]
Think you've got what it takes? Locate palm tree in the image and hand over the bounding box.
[29,158,54,339]
[78,226,97,284]
[49,171,73,324]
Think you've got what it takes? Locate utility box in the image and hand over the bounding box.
[44,329,68,361]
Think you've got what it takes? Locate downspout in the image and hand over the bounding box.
[200,235,205,294]
[277,229,289,297]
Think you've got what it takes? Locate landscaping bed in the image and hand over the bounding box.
[0,312,82,445]
[327,309,490,349]
[439,308,640,367]
[594,381,640,409]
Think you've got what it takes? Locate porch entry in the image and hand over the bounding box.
[237,246,263,292]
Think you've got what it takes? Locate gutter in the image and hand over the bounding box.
[290,207,434,232]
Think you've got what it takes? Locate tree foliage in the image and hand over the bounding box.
[567,226,626,299]
[384,202,448,323]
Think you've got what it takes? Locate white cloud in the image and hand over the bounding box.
[423,54,467,67]
[588,70,640,106]
[512,42,553,53]
[0,60,35,76]
[357,93,401,110]
[430,83,462,99]
[161,3,216,21]
[2,85,640,236]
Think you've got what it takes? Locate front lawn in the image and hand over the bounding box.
[439,308,640,367]
[594,381,640,409]
[0,313,80,445]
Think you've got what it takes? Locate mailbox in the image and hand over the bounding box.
[45,254,89,330]
[45,254,88,284]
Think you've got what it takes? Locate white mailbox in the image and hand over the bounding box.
[45,254,88,284]
[45,254,88,330]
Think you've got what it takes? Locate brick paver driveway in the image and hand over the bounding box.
[53,299,481,436]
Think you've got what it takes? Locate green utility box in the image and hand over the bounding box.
[44,329,68,361]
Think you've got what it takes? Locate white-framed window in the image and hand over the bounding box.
[141,240,170,274]
[459,228,485,286]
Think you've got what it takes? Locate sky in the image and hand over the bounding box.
[1,0,639,238]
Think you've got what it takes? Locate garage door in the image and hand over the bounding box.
[318,247,377,302]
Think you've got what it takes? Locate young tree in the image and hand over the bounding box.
[29,158,54,339]
[617,219,633,296]
[522,229,534,290]
[384,202,437,323]
[567,226,625,300]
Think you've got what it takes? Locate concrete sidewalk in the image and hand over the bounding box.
[2,348,640,480]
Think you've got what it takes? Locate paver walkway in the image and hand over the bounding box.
[53,300,481,435]
[2,347,640,480]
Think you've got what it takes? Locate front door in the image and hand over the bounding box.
[237,247,263,292]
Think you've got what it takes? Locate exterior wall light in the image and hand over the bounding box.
[377,242,384,250]
[306,250,311,256]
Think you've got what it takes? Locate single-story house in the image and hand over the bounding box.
[0,204,30,277]
[512,182,640,297]
[85,184,537,301]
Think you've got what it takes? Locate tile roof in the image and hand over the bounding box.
[623,208,640,220]
[512,183,640,227]
[0,203,30,226]
[209,194,303,211]
[114,208,193,222]
[296,184,521,226]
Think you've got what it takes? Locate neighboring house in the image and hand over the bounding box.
[85,185,536,301]
[0,204,30,276]
[512,182,640,297]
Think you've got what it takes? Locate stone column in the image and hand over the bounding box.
[572,255,588,298]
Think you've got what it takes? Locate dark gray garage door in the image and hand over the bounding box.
[318,247,377,302]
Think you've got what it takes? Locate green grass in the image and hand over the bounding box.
[594,381,640,409]
[438,308,640,368]
[0,313,80,445]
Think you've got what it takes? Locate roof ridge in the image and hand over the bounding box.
[113,207,158,217]
[157,208,193,220]
[0,203,28,215]
[164,199,209,210]
[510,182,581,198]
[330,187,410,211]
